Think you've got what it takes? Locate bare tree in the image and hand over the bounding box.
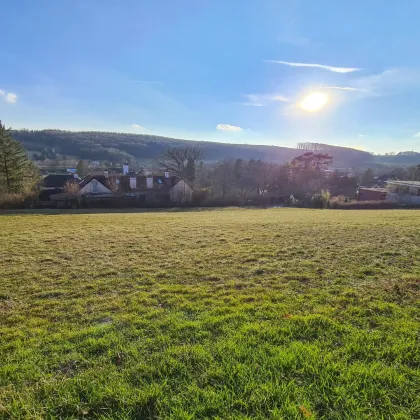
[107,176,120,192]
[64,180,80,195]
[155,146,204,181]
[211,158,235,197]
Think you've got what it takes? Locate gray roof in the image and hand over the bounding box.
[42,174,74,188]
[385,180,420,186]
[358,187,387,192]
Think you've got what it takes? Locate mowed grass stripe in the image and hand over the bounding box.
[0,209,419,419]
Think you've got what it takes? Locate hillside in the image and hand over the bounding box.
[11,129,419,168]
[12,129,372,167]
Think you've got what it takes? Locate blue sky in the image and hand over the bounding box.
[1,0,420,153]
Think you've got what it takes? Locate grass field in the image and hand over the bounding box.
[1,208,419,419]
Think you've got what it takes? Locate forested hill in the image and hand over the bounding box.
[11,129,418,167]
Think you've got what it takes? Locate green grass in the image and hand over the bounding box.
[1,208,419,419]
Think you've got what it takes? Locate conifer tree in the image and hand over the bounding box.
[0,121,39,193]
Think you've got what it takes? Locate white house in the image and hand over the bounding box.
[78,175,112,195]
[169,179,194,204]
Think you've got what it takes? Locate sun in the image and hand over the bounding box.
[299,92,329,112]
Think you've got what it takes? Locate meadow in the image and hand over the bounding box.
[0,208,419,419]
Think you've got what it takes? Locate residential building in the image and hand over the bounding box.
[119,175,194,205]
[357,187,387,201]
[39,174,76,200]
[78,175,113,195]
[385,180,420,204]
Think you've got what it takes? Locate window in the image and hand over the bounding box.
[92,179,99,193]
[157,178,163,184]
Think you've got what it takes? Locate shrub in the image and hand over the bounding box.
[191,189,210,206]
[310,190,330,209]
[0,193,33,209]
[204,195,246,207]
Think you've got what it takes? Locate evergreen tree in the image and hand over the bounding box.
[0,121,39,194]
[76,160,86,177]
[360,168,375,186]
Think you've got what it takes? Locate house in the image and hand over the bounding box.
[169,179,194,204]
[78,175,113,195]
[357,187,387,201]
[385,180,420,204]
[119,175,194,205]
[49,172,194,208]
[39,174,76,200]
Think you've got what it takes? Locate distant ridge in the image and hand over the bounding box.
[11,129,420,167]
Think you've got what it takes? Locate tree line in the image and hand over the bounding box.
[1,123,420,209]
[156,149,358,206]
[155,147,420,206]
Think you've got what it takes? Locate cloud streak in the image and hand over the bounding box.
[320,86,359,91]
[242,93,289,107]
[350,68,420,96]
[319,69,417,98]
[217,124,243,132]
[265,60,361,73]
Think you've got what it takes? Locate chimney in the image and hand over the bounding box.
[164,171,170,179]
[123,164,129,175]
[104,170,109,179]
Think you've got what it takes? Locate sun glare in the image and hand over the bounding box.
[299,92,329,112]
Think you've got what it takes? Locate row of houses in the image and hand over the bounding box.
[358,180,420,204]
[39,171,194,207]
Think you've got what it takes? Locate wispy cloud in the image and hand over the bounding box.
[320,86,359,91]
[242,94,289,107]
[217,124,243,132]
[351,68,419,96]
[0,89,4,96]
[319,69,417,98]
[265,60,361,73]
[412,132,420,138]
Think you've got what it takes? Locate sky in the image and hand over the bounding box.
[1,0,420,153]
